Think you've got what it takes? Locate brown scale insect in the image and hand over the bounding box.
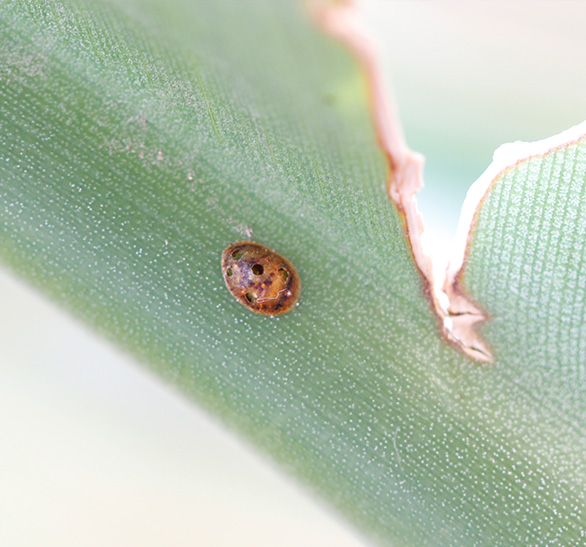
[221,241,300,316]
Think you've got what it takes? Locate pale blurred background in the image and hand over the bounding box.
[2,2,586,545]
[360,0,586,272]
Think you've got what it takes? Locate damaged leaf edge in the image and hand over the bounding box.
[445,119,586,357]
[314,1,586,363]
[313,0,494,362]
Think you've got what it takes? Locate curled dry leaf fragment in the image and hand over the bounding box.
[221,241,300,316]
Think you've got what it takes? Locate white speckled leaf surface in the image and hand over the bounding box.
[1,0,586,544]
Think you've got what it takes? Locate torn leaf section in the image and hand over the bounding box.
[446,120,586,363]
[317,1,491,361]
[440,280,492,362]
[317,3,586,363]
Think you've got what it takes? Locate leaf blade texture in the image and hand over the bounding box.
[1,0,586,544]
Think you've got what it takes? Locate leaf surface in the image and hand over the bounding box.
[1,0,586,544]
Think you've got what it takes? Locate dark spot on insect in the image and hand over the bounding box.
[221,241,300,316]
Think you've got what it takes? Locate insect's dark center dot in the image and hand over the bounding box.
[226,268,233,277]
[252,264,264,276]
[278,268,289,281]
[232,250,244,260]
[245,292,257,303]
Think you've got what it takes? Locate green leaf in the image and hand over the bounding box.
[2,0,586,544]
[463,131,586,430]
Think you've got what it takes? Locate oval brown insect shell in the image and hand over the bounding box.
[221,241,301,316]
